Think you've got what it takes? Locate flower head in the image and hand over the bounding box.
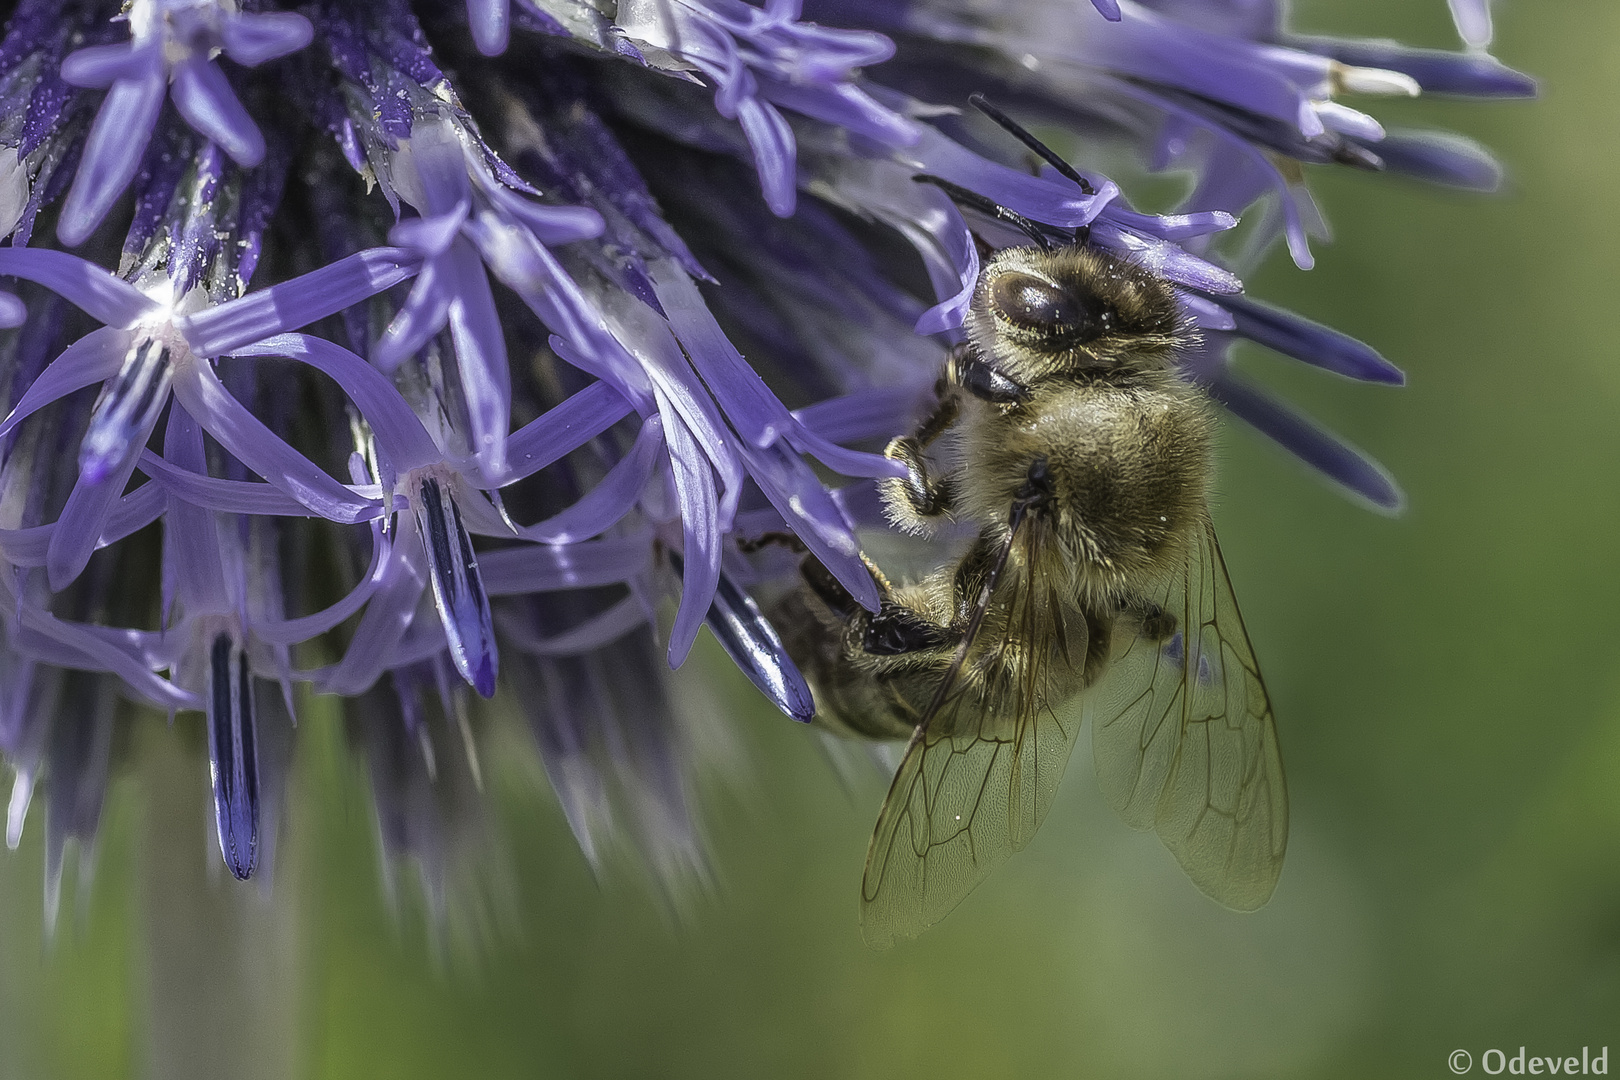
[0,0,1529,909]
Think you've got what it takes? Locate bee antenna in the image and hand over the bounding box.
[968,93,1098,198]
[913,174,1053,251]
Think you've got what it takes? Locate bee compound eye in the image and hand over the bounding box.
[990,272,1087,335]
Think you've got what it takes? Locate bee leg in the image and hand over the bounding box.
[862,602,954,656]
[881,386,961,530]
[799,552,895,619]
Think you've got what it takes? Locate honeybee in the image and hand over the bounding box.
[777,97,1287,948]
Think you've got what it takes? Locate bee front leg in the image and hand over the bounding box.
[881,363,964,532]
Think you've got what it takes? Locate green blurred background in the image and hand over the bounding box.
[3,1,1617,1077]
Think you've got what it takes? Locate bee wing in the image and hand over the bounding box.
[860,534,1086,948]
[1086,520,1288,910]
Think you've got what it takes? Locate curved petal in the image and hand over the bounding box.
[0,293,24,328]
[220,11,315,66]
[659,396,722,667]
[479,533,654,596]
[501,380,633,485]
[445,240,512,481]
[137,451,310,516]
[514,414,663,543]
[373,257,454,372]
[255,525,391,646]
[1208,371,1404,513]
[170,58,266,167]
[179,248,423,357]
[57,66,166,246]
[170,358,382,523]
[0,327,131,440]
[466,0,511,56]
[0,253,155,328]
[231,335,441,471]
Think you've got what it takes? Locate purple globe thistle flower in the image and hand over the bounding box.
[0,0,1528,914]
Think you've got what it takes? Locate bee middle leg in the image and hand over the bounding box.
[799,552,956,657]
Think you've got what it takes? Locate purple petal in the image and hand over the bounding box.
[1371,130,1503,192]
[660,400,723,667]
[0,327,130,441]
[161,406,230,615]
[0,252,157,327]
[467,0,511,56]
[179,248,424,357]
[232,335,440,472]
[792,387,925,445]
[1089,218,1244,294]
[46,407,160,591]
[740,440,876,612]
[1216,294,1404,384]
[0,484,164,568]
[515,415,663,543]
[373,255,455,372]
[501,380,633,484]
[479,534,654,595]
[80,336,172,484]
[312,540,427,696]
[1288,36,1534,98]
[1176,291,1237,332]
[57,65,166,246]
[445,241,512,480]
[170,359,381,523]
[137,451,310,516]
[736,96,797,217]
[389,206,468,257]
[758,79,917,148]
[487,192,604,246]
[59,43,147,88]
[12,610,193,710]
[0,293,23,328]
[1208,371,1404,512]
[786,427,905,480]
[256,525,391,646]
[220,11,315,66]
[1447,0,1492,48]
[170,58,266,167]
[1089,0,1122,19]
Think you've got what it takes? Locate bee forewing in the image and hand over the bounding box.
[1085,522,1288,910]
[859,692,1086,948]
[859,545,1088,948]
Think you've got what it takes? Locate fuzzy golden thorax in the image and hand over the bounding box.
[955,374,1216,606]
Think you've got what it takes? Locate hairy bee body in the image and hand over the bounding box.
[778,237,1286,945]
[798,241,1208,733]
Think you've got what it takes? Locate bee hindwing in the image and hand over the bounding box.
[1086,520,1288,910]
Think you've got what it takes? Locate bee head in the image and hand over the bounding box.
[967,245,1189,386]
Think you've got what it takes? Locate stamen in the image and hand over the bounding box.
[206,632,259,880]
[1331,62,1421,98]
[80,336,172,484]
[412,474,499,698]
[707,567,815,722]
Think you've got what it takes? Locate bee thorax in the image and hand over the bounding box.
[963,382,1213,597]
